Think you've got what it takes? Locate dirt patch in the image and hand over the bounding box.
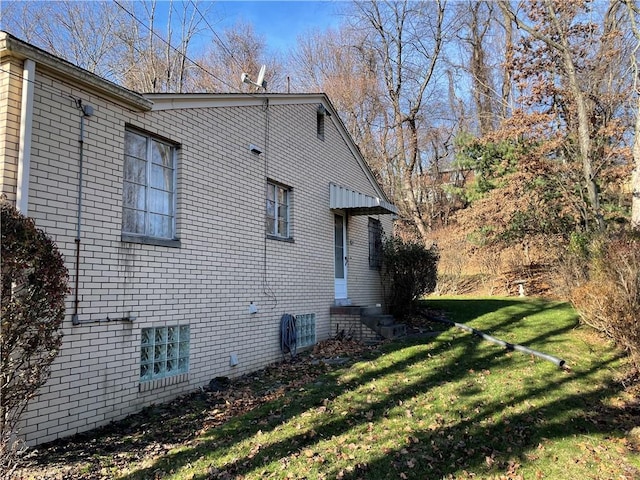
[431,225,564,298]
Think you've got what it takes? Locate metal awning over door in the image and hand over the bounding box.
[329,183,397,216]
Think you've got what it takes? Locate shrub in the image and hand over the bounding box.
[569,232,640,368]
[381,237,439,319]
[1,199,68,478]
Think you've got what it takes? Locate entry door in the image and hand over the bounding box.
[334,214,347,300]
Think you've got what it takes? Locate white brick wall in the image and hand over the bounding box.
[2,59,394,445]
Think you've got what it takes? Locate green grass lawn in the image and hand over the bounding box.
[113,297,640,479]
[85,298,640,478]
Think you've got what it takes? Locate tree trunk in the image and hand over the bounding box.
[549,4,605,231]
[632,94,640,229]
[405,116,431,240]
[500,0,606,231]
[500,4,513,120]
[469,1,495,135]
[626,0,640,230]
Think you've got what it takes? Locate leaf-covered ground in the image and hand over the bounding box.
[15,339,376,479]
[15,298,640,479]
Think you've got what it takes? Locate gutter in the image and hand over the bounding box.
[1,31,152,112]
[16,58,35,214]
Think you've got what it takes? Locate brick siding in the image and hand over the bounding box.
[1,58,393,445]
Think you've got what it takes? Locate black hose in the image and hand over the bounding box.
[280,313,297,358]
[427,314,567,369]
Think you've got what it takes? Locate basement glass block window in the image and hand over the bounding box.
[296,314,316,348]
[140,325,190,382]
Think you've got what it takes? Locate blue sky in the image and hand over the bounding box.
[210,1,346,52]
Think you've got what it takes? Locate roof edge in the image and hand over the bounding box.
[147,92,394,206]
[144,92,330,110]
[0,31,152,112]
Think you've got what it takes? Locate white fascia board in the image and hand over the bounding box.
[0,31,152,112]
[144,93,327,111]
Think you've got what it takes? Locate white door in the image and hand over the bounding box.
[334,214,347,300]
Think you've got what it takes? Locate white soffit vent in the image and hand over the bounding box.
[329,183,397,216]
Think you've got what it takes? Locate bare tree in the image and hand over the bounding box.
[447,1,514,133]
[465,1,498,136]
[500,3,515,120]
[192,21,285,93]
[499,0,627,232]
[624,0,640,230]
[290,27,387,178]
[289,1,460,241]
[115,0,206,93]
[2,1,125,80]
[3,0,215,93]
[351,0,448,241]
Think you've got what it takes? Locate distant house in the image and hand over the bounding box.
[0,31,397,445]
[404,167,474,230]
[416,167,474,204]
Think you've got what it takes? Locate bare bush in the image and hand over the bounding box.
[1,200,68,477]
[569,232,640,368]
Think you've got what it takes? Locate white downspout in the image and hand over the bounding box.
[16,59,35,215]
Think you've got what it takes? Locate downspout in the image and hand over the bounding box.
[426,314,567,369]
[71,99,93,325]
[16,59,35,214]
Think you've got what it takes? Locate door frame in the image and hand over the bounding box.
[334,213,348,301]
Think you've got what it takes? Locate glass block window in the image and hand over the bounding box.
[140,325,190,382]
[296,313,316,348]
[266,181,291,239]
[123,129,176,239]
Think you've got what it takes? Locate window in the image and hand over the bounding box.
[266,181,290,239]
[123,129,176,240]
[140,325,190,382]
[368,218,383,269]
[296,313,316,348]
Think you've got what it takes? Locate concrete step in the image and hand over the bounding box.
[379,324,407,339]
[362,314,395,326]
[360,305,383,316]
[360,316,379,330]
[360,312,406,340]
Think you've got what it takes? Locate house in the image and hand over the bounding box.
[0,31,397,445]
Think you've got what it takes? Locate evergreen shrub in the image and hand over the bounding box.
[381,237,439,319]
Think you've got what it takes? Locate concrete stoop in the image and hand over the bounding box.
[330,304,406,341]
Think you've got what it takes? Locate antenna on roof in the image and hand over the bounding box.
[241,64,267,91]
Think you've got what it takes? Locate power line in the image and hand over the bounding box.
[189,0,244,71]
[113,0,241,93]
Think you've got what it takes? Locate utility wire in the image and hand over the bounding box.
[113,0,241,93]
[189,0,244,72]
